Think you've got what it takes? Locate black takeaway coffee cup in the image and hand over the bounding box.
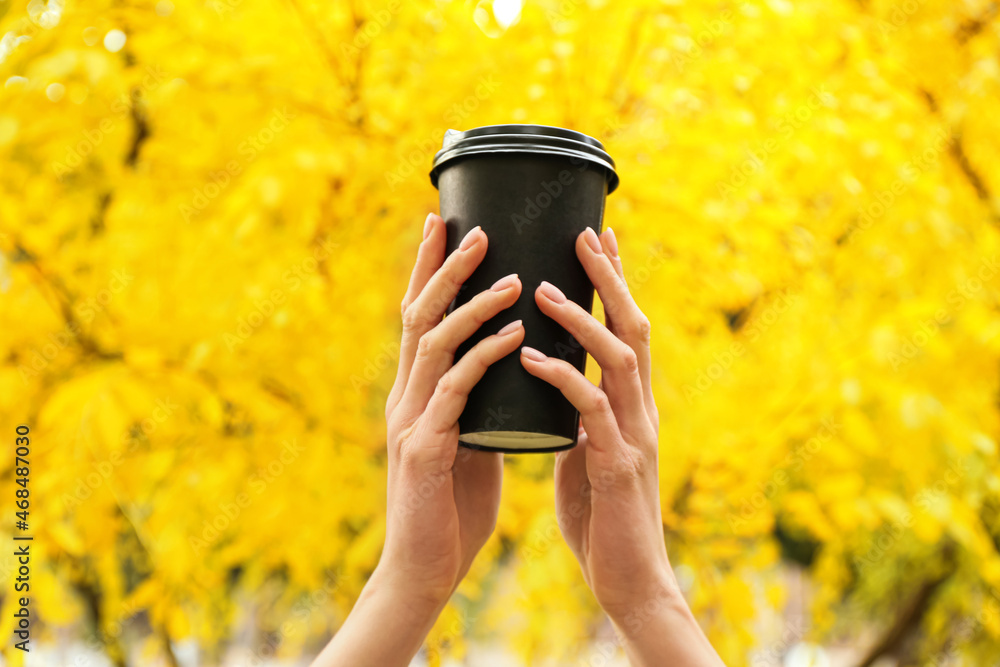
[429,124,619,453]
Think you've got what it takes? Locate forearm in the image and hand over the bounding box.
[311,567,445,667]
[607,580,725,667]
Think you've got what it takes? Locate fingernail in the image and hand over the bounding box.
[423,213,435,240]
[538,280,567,304]
[459,226,482,251]
[584,227,602,254]
[520,346,547,362]
[491,273,518,292]
[604,227,619,258]
[498,319,522,336]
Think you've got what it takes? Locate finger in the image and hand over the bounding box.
[518,346,622,458]
[577,227,654,419]
[417,324,526,461]
[387,213,446,417]
[534,280,648,435]
[601,227,625,283]
[402,213,446,313]
[598,228,625,334]
[397,274,521,420]
[392,224,487,417]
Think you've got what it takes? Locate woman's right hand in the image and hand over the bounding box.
[519,226,724,666]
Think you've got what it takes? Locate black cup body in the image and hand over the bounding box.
[431,126,617,453]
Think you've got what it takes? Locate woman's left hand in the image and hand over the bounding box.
[313,212,523,667]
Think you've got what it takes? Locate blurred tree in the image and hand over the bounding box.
[1,0,999,665]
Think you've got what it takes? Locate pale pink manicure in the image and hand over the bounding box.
[520,346,547,362]
[498,320,523,336]
[604,227,619,258]
[583,226,602,254]
[538,280,566,304]
[491,273,518,292]
[459,225,482,251]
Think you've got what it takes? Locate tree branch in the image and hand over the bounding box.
[857,557,954,667]
[956,2,998,43]
[918,87,1000,226]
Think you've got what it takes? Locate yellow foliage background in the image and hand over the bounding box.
[2,0,1000,664]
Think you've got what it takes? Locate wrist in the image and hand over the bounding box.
[367,561,452,620]
[602,573,690,637]
[604,575,724,667]
[316,566,448,667]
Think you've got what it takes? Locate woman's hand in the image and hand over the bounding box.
[380,211,523,603]
[313,213,523,667]
[519,226,724,666]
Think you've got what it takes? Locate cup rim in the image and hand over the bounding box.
[429,123,619,194]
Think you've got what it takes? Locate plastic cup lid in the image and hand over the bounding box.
[429,124,619,194]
